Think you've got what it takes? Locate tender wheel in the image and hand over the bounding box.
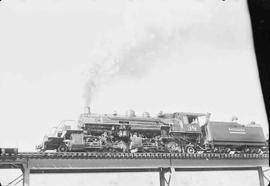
[186,146,195,154]
[57,144,68,152]
[255,148,262,154]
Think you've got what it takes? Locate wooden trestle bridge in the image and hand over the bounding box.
[0,152,269,186]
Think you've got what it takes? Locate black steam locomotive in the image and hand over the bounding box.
[37,108,268,154]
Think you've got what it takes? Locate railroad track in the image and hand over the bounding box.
[1,152,269,160]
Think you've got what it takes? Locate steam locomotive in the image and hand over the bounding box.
[36,108,268,154]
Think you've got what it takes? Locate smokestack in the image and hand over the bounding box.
[84,106,91,114]
[231,116,238,122]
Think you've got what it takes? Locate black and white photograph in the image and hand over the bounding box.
[0,0,269,185]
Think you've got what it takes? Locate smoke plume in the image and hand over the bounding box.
[83,0,211,106]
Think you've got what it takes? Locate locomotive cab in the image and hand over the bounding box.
[158,112,210,153]
[159,112,210,133]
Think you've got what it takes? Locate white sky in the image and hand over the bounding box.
[0,0,268,151]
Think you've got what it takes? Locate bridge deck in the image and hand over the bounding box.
[0,152,268,186]
[0,152,268,171]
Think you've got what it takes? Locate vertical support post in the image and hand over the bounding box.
[160,168,174,186]
[159,168,166,186]
[169,167,175,186]
[257,166,264,186]
[22,163,30,186]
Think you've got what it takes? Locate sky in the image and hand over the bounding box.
[0,0,268,151]
[0,0,269,185]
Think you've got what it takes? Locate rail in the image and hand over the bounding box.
[1,152,269,160]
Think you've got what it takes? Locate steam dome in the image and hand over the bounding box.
[126,109,136,117]
[142,112,150,118]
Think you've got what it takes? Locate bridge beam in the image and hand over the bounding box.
[159,167,174,186]
[1,154,268,186]
[257,166,265,186]
[159,168,166,186]
[22,163,30,186]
